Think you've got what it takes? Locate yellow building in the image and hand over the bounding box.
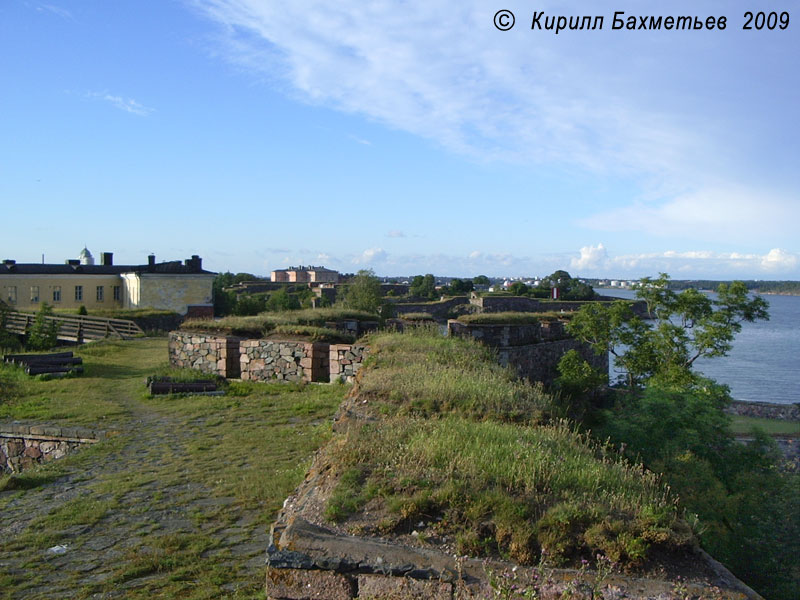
[1,250,215,315]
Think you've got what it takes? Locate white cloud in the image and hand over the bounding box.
[189,1,799,251]
[578,247,800,278]
[348,134,372,146]
[36,4,74,21]
[761,248,799,271]
[88,92,154,116]
[387,230,406,238]
[571,243,609,271]
[191,1,709,177]
[353,247,387,264]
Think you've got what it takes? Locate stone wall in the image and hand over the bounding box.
[390,297,469,320]
[727,400,800,421]
[168,331,242,378]
[169,331,372,384]
[1,424,105,474]
[499,339,608,386]
[240,340,330,383]
[447,320,567,347]
[448,320,606,386]
[469,295,649,317]
[329,344,369,383]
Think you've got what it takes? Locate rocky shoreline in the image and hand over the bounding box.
[726,400,800,422]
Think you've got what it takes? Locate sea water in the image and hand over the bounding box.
[597,288,800,405]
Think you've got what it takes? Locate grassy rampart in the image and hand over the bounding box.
[323,328,692,568]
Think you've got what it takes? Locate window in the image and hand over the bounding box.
[75,285,83,301]
[96,286,104,302]
[113,285,121,301]
[53,286,61,302]
[30,286,39,303]
[6,286,16,304]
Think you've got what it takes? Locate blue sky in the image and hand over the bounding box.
[2,1,798,279]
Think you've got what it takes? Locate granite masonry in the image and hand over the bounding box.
[447,319,608,386]
[240,340,330,383]
[329,344,368,383]
[168,331,242,378]
[0,423,106,474]
[168,332,369,384]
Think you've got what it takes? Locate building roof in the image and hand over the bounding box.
[0,260,215,276]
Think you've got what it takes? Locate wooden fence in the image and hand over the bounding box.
[3,311,144,343]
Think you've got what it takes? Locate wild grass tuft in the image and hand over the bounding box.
[357,328,552,422]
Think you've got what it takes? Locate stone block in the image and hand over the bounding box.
[29,425,46,435]
[24,445,42,459]
[267,568,354,600]
[5,440,25,456]
[357,575,452,600]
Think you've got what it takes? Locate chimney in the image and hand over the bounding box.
[185,255,202,270]
[148,254,156,266]
[101,252,113,266]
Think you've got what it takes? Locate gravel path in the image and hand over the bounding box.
[0,395,270,598]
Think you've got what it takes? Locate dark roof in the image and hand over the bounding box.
[0,261,215,276]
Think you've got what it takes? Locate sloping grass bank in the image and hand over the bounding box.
[325,329,692,568]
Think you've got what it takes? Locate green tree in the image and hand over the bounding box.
[597,385,799,600]
[0,302,22,352]
[27,303,59,350]
[472,275,490,286]
[508,281,529,296]
[409,274,437,300]
[540,270,595,300]
[567,274,769,388]
[233,294,267,316]
[341,269,383,313]
[448,278,474,295]
[266,288,300,312]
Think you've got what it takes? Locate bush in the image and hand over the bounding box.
[27,303,59,350]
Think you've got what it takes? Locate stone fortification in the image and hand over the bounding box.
[329,344,368,383]
[390,297,470,320]
[469,295,648,316]
[168,331,369,384]
[265,393,762,600]
[727,400,800,422]
[168,331,242,378]
[1,423,106,474]
[447,320,607,386]
[240,340,330,383]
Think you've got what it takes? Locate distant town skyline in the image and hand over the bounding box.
[2,1,798,279]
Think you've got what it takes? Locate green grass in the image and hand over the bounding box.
[182,307,379,337]
[0,337,347,598]
[398,312,435,321]
[729,414,799,436]
[457,312,542,325]
[356,328,552,422]
[325,328,689,567]
[0,338,164,424]
[273,324,355,343]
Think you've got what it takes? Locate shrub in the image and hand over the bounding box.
[27,303,59,350]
